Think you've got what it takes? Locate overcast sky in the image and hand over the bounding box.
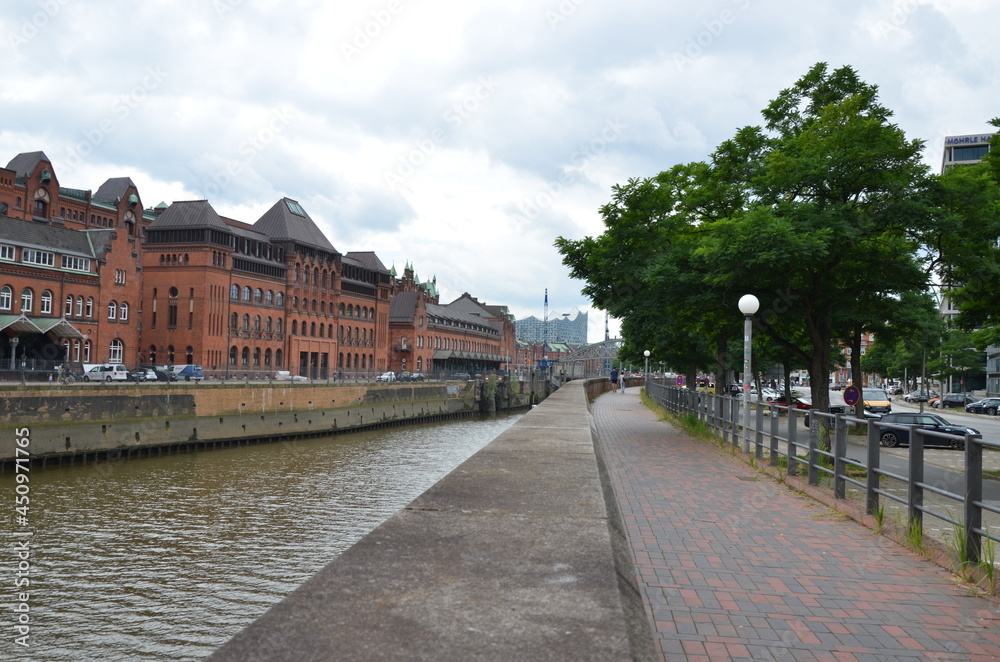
[2,0,997,343]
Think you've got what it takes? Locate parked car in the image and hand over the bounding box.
[128,368,157,382]
[167,364,204,381]
[154,368,178,382]
[451,373,471,381]
[375,371,396,382]
[862,388,892,414]
[903,390,938,403]
[82,364,129,382]
[774,394,812,410]
[966,398,1000,415]
[933,393,977,409]
[877,412,980,450]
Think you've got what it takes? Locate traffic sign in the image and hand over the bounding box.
[843,385,860,406]
[675,375,684,386]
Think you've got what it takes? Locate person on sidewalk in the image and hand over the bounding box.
[610,368,619,392]
[620,374,626,393]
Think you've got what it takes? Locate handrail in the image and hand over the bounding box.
[645,380,996,565]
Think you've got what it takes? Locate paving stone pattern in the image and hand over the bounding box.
[592,387,1000,661]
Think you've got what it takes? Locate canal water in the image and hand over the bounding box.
[3,414,521,661]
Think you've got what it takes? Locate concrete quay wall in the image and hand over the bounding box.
[0,382,492,464]
[207,379,653,662]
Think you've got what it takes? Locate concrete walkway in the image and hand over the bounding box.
[592,386,1000,661]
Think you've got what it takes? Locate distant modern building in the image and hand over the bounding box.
[940,132,995,393]
[515,308,588,346]
[941,132,996,173]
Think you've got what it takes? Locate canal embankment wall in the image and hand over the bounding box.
[207,378,655,662]
[0,381,538,466]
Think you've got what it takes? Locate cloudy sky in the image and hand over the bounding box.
[2,0,998,343]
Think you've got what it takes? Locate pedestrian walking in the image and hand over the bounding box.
[610,368,619,392]
[620,374,626,393]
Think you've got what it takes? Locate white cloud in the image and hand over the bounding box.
[1,0,998,341]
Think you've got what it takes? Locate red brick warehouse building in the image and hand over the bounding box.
[141,197,392,379]
[0,149,519,380]
[0,151,147,371]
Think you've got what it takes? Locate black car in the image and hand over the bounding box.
[933,393,977,409]
[877,412,980,450]
[966,398,1000,415]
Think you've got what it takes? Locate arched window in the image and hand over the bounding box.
[230,284,239,300]
[264,348,272,366]
[253,348,261,366]
[254,315,261,332]
[65,294,72,315]
[20,288,33,313]
[241,346,250,366]
[83,341,91,363]
[242,286,251,302]
[167,345,175,363]
[265,290,273,306]
[150,345,157,364]
[109,339,123,363]
[41,290,52,314]
[107,300,117,320]
[265,316,272,333]
[339,303,345,316]
[276,318,283,334]
[86,297,93,318]
[275,349,283,367]
[230,313,238,330]
[186,346,194,364]
[76,296,84,317]
[311,322,316,337]
[120,302,128,321]
[0,286,11,311]
[242,314,250,331]
[254,288,262,304]
[229,346,237,365]
[275,292,284,307]
[291,320,298,335]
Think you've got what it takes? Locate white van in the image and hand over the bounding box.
[81,364,129,382]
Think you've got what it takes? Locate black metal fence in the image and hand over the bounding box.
[646,380,999,565]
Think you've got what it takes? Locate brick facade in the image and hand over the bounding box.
[0,150,518,380]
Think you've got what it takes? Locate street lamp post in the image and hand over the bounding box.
[643,350,650,384]
[739,294,760,453]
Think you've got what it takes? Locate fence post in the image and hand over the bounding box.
[833,415,846,499]
[808,418,819,486]
[965,433,983,565]
[754,403,764,461]
[908,427,925,537]
[769,403,779,467]
[865,418,880,517]
[787,407,798,476]
[732,398,740,448]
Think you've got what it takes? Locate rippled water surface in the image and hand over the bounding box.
[2,415,520,661]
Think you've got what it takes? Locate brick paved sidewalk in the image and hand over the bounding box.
[592,386,1000,661]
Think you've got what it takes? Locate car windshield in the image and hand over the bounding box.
[863,389,888,400]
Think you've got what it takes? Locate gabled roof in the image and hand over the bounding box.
[147,200,229,232]
[6,151,50,179]
[426,302,502,333]
[0,213,113,258]
[93,177,138,205]
[253,198,336,253]
[388,290,420,323]
[345,251,389,273]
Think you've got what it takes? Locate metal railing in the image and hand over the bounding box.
[646,380,999,565]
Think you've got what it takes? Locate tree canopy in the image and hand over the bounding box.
[557,62,999,418]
